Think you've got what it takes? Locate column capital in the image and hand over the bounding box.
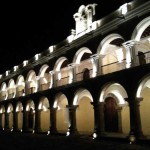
[135,97,143,102]
[49,70,55,75]
[68,63,77,68]
[90,54,100,60]
[122,40,140,48]
[66,105,79,110]
[125,97,143,104]
[91,101,105,107]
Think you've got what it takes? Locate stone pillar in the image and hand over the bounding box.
[34,109,42,133]
[117,106,123,133]
[50,107,57,134]
[13,111,19,132]
[0,113,3,131]
[126,97,143,138]
[91,102,105,136]
[123,40,139,68]
[22,110,29,132]
[50,71,56,88]
[90,54,102,77]
[68,63,76,83]
[66,105,78,135]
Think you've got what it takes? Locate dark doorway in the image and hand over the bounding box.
[138,51,146,65]
[104,97,118,132]
[83,68,90,80]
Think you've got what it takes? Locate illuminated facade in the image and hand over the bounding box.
[0,0,150,142]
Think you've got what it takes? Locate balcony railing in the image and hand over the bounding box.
[1,50,150,100]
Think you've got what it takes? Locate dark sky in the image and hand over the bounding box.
[0,0,131,74]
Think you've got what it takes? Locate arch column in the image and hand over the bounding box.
[125,97,143,138]
[66,105,78,135]
[50,71,56,88]
[22,109,29,132]
[0,113,4,131]
[91,102,105,136]
[49,107,57,134]
[13,111,19,132]
[123,40,139,68]
[34,109,42,133]
[90,54,102,77]
[68,63,77,83]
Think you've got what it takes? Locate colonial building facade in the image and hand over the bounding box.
[0,0,150,142]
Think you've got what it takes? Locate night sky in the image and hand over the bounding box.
[0,0,132,74]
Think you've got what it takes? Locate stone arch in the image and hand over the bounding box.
[131,16,150,65]
[16,102,23,130]
[97,34,125,74]
[53,93,69,133]
[38,97,50,132]
[73,88,94,134]
[99,82,129,134]
[73,47,93,81]
[53,57,69,86]
[6,103,13,130]
[38,64,51,91]
[8,79,16,99]
[136,74,150,136]
[0,82,8,100]
[26,100,35,131]
[25,70,37,94]
[0,105,5,129]
[16,75,25,97]
[73,47,92,64]
[131,16,150,41]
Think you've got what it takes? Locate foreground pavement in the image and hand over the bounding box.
[0,132,149,150]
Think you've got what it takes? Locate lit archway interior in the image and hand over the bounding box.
[73,88,94,134]
[8,79,16,99]
[97,34,125,74]
[53,93,68,133]
[7,103,13,129]
[0,82,7,100]
[26,70,37,94]
[0,105,5,129]
[38,97,50,132]
[53,57,69,86]
[73,47,93,81]
[38,64,51,91]
[136,75,150,136]
[131,17,150,65]
[16,75,25,96]
[99,83,129,134]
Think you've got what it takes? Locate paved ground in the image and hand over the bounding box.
[0,132,150,150]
